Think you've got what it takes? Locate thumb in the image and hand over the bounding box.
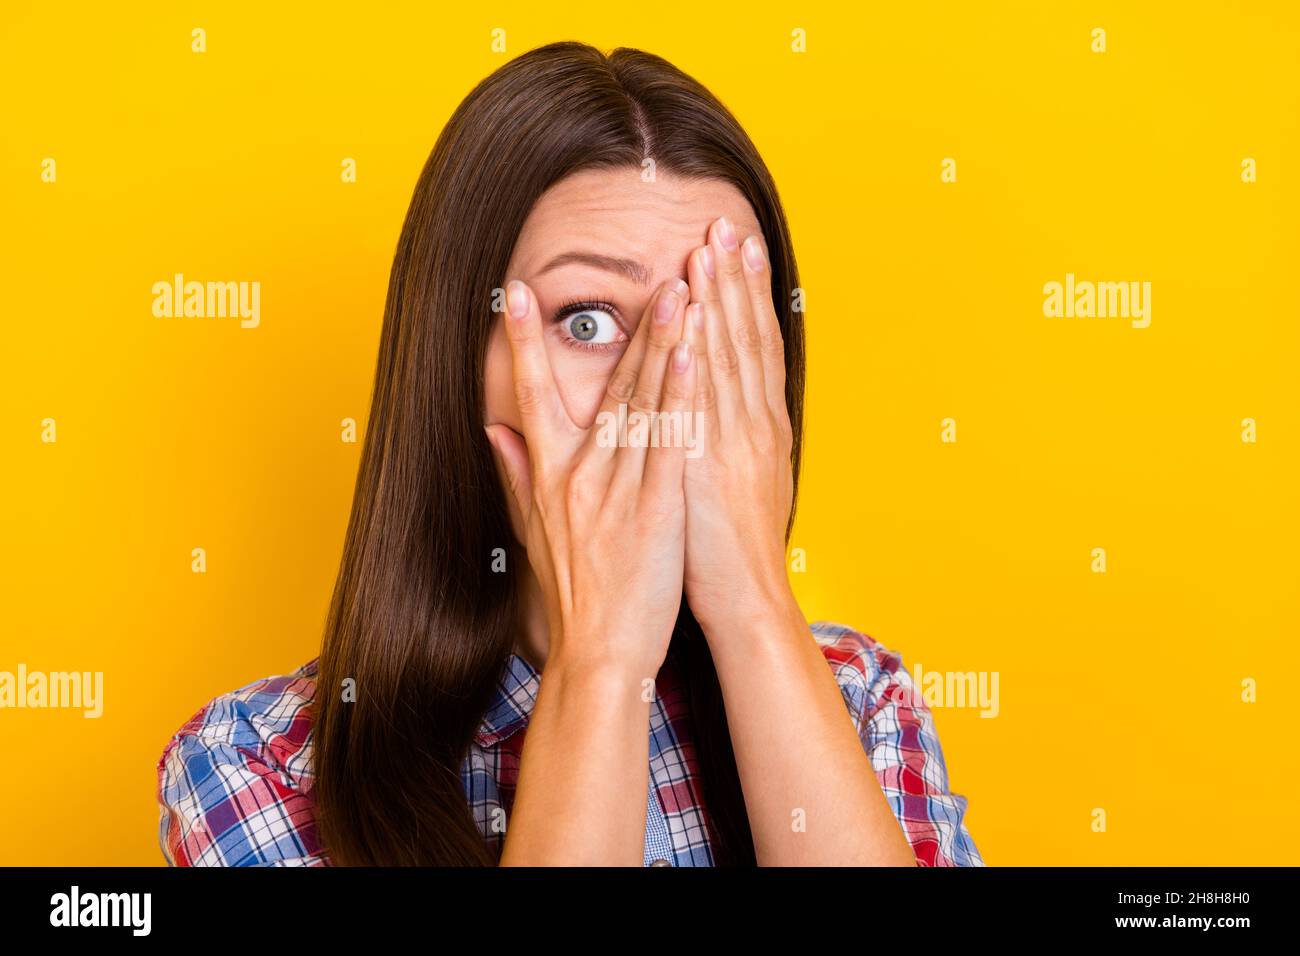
[484,423,532,521]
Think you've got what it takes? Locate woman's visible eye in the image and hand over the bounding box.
[551,299,627,352]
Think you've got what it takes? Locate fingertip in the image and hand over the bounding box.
[713,215,738,253]
[654,280,684,326]
[505,279,532,321]
[672,339,692,373]
[686,302,705,336]
[699,245,715,280]
[686,246,712,289]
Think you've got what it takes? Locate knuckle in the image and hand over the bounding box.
[663,374,692,404]
[513,379,545,412]
[749,283,775,311]
[719,251,745,280]
[505,317,540,344]
[734,322,764,355]
[605,366,637,404]
[695,380,718,412]
[761,325,786,357]
[628,387,660,415]
[643,332,675,358]
[712,342,740,376]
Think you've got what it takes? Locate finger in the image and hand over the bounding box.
[739,232,788,420]
[592,277,686,468]
[500,279,574,475]
[484,423,531,525]
[683,302,714,465]
[706,215,767,417]
[686,243,745,433]
[642,338,696,500]
[612,277,688,487]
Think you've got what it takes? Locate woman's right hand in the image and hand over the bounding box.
[484,275,696,683]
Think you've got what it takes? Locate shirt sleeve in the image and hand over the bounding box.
[156,704,329,867]
[818,623,985,867]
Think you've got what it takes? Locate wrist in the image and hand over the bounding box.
[540,653,655,721]
[546,635,665,694]
[694,564,802,635]
[703,590,810,677]
[545,607,672,683]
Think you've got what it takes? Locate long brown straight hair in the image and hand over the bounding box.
[314,40,805,866]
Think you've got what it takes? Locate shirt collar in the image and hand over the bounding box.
[474,651,541,746]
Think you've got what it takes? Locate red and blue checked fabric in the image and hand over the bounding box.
[156,621,984,866]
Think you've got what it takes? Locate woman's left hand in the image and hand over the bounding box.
[681,215,799,639]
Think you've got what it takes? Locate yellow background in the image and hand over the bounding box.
[1,2,1296,865]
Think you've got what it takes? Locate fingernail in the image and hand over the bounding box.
[669,277,689,298]
[700,246,714,279]
[742,235,767,272]
[688,303,704,332]
[655,287,679,324]
[673,339,692,372]
[716,216,737,251]
[506,280,530,319]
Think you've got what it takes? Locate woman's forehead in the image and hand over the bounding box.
[510,168,762,277]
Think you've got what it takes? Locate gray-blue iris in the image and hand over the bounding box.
[570,313,598,341]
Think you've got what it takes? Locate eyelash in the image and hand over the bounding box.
[551,298,627,353]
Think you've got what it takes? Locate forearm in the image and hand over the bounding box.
[705,597,918,866]
[499,656,651,866]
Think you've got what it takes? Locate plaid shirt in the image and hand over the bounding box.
[157,621,984,866]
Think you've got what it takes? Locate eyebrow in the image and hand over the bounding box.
[536,251,652,286]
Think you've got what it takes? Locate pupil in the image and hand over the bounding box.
[570,313,597,341]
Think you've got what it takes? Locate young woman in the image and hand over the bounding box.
[156,41,984,867]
